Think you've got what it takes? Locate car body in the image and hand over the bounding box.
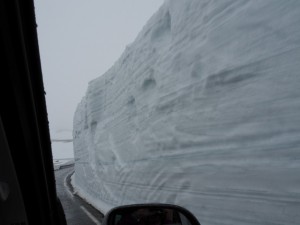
[0,1,66,224]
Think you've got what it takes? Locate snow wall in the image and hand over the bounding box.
[73,1,300,224]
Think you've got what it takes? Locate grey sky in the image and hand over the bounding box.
[35,0,164,137]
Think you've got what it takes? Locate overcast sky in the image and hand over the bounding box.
[35,0,164,138]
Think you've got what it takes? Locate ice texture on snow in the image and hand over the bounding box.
[73,0,300,224]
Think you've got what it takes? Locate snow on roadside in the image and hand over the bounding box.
[71,174,109,214]
[73,1,300,224]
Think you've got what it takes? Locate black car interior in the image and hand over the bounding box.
[1,1,66,224]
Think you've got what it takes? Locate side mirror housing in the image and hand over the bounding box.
[102,204,201,225]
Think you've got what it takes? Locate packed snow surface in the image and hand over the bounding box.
[73,0,300,224]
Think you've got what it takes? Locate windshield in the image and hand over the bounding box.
[35,1,300,225]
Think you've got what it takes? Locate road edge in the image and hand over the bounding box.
[63,168,105,223]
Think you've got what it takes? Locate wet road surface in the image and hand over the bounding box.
[55,165,104,225]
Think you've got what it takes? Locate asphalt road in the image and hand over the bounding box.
[55,165,104,225]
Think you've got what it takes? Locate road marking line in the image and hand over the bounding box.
[80,206,101,225]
